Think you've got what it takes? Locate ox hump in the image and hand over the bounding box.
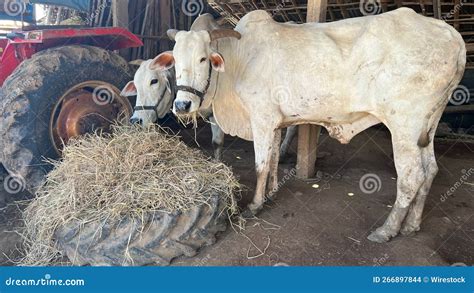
[236,10,273,30]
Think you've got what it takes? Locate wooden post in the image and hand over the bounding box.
[433,0,441,19]
[307,0,327,22]
[158,0,173,52]
[454,0,460,30]
[296,0,326,179]
[112,0,130,59]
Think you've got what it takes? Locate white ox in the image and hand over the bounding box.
[120,15,226,160]
[121,59,174,124]
[123,14,296,161]
[151,8,466,242]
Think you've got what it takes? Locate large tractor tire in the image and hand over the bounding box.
[0,45,133,195]
[55,194,227,266]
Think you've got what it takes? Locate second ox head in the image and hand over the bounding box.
[148,29,241,116]
[121,59,174,126]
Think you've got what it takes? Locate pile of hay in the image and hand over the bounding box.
[21,125,239,265]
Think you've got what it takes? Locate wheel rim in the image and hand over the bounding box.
[50,81,132,155]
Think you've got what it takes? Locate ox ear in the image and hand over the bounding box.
[121,81,137,97]
[210,52,225,72]
[150,51,175,71]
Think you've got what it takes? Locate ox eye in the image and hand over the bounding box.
[200,57,207,63]
[150,79,159,86]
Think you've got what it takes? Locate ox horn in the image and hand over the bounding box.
[209,29,241,42]
[129,59,145,66]
[167,29,179,41]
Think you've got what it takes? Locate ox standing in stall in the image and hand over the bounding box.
[151,8,465,242]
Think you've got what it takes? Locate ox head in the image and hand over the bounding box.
[149,29,241,116]
[121,59,174,126]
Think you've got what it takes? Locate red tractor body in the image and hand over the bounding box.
[0,27,143,86]
[0,26,143,193]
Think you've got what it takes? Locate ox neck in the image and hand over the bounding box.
[161,90,175,118]
[203,37,242,108]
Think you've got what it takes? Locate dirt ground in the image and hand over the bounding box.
[1,119,473,266]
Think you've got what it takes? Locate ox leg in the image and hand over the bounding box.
[280,126,297,159]
[368,137,426,243]
[401,112,442,235]
[400,143,438,236]
[268,129,282,199]
[210,116,225,161]
[247,129,277,215]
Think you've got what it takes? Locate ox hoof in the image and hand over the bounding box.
[367,228,396,243]
[400,224,420,236]
[242,203,263,218]
[241,208,255,219]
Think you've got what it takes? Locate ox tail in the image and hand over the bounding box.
[417,39,466,148]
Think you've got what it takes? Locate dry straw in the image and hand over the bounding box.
[20,125,239,265]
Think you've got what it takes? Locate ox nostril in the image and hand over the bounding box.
[184,101,191,111]
[130,118,143,125]
[175,101,192,112]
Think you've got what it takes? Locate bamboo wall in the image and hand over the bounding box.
[127,0,203,60]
